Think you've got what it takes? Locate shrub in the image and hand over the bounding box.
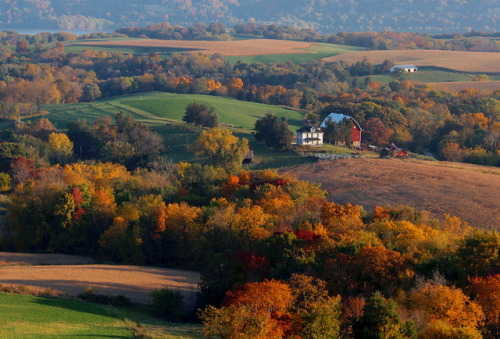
[149,287,184,320]
[77,287,131,307]
[0,172,10,191]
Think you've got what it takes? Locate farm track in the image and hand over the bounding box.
[284,158,500,229]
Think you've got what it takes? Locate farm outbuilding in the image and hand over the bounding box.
[380,143,408,158]
[390,65,418,73]
[320,113,362,148]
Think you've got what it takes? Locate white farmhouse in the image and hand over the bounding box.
[296,126,324,146]
[390,65,418,73]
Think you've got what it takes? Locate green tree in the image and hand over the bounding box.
[80,83,101,102]
[183,102,218,128]
[254,113,293,151]
[324,118,353,146]
[354,291,416,339]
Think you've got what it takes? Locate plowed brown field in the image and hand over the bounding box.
[284,158,500,229]
[323,50,500,73]
[0,258,200,308]
[429,81,500,91]
[77,39,314,56]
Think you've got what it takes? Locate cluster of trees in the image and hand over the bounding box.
[234,24,500,52]
[117,22,230,41]
[0,115,163,178]
[3,130,498,335]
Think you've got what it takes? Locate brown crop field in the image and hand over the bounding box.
[284,158,500,229]
[0,257,200,308]
[323,50,500,73]
[76,38,314,56]
[428,81,500,91]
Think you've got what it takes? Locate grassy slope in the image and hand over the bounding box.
[44,92,304,130]
[226,43,362,64]
[0,293,202,338]
[41,92,313,168]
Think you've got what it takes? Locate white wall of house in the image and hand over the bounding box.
[296,132,324,146]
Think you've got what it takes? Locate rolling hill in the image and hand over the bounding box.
[285,158,500,229]
[43,92,305,131]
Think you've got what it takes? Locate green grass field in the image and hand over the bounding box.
[226,43,362,64]
[0,293,202,338]
[43,92,304,131]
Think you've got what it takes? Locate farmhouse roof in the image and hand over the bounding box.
[320,113,362,131]
[296,126,323,133]
[392,64,417,69]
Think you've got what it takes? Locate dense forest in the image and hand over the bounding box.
[0,0,499,34]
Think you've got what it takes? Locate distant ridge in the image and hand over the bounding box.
[0,0,498,34]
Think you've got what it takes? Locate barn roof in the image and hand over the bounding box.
[320,113,362,131]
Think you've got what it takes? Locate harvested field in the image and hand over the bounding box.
[0,262,200,309]
[284,158,500,229]
[76,39,314,56]
[323,50,500,73]
[0,252,94,266]
[428,81,500,91]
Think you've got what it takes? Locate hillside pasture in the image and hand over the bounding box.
[43,92,305,131]
[285,158,500,229]
[225,42,362,64]
[0,293,202,338]
[323,50,500,73]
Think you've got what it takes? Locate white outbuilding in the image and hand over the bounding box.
[390,65,418,73]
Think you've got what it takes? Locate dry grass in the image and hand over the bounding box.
[323,50,500,73]
[76,39,314,56]
[0,283,65,296]
[427,81,500,91]
[284,158,500,229]
[0,264,201,308]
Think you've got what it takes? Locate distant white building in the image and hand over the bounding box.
[390,65,418,73]
[296,126,324,146]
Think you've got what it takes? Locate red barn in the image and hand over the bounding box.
[320,113,362,148]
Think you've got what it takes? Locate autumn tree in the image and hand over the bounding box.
[48,132,73,164]
[201,279,293,338]
[363,117,393,145]
[468,274,500,337]
[407,280,484,337]
[190,127,249,173]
